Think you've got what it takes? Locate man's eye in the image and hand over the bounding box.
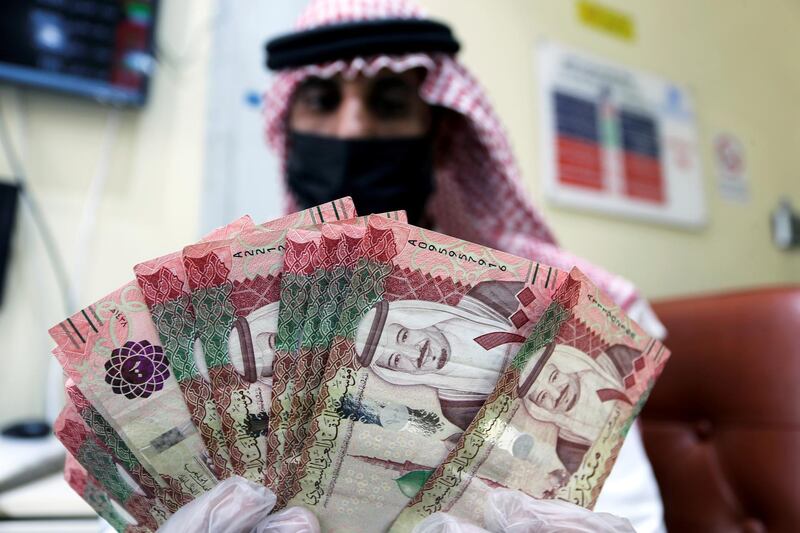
[536,392,547,406]
[401,329,408,342]
[549,370,557,383]
[303,91,340,112]
[369,78,414,119]
[392,354,400,367]
[371,96,411,119]
[296,79,340,113]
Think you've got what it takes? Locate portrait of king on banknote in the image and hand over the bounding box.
[391,270,669,532]
[516,341,643,481]
[353,280,526,433]
[285,216,568,532]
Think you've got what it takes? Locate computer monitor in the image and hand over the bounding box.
[0,0,159,107]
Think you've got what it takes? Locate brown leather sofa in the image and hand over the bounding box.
[640,286,800,533]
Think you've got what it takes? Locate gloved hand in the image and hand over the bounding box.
[413,489,635,533]
[157,476,320,532]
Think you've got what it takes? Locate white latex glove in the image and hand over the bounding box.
[412,513,490,533]
[413,489,635,533]
[157,476,320,532]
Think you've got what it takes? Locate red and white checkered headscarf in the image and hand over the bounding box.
[264,0,663,331]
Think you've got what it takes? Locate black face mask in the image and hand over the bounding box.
[286,131,435,225]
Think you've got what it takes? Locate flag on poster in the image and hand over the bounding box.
[539,42,706,227]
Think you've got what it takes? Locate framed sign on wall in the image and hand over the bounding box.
[538,42,706,228]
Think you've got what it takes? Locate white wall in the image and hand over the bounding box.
[201,0,308,233]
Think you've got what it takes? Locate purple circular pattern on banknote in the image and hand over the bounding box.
[104,340,170,399]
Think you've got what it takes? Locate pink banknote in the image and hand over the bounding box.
[276,224,366,504]
[50,280,219,497]
[183,200,356,482]
[264,226,323,494]
[133,215,255,480]
[55,402,169,530]
[391,268,670,531]
[64,453,151,533]
[286,216,566,532]
[65,378,190,512]
[271,212,405,502]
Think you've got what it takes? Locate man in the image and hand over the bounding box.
[354,280,524,431]
[263,0,664,340]
[518,342,638,475]
[262,0,665,530]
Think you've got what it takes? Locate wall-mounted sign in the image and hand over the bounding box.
[714,133,749,203]
[538,42,706,228]
[576,0,635,42]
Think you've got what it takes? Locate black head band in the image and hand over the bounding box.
[265,18,460,71]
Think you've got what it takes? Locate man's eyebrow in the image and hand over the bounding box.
[372,76,413,92]
[296,77,337,92]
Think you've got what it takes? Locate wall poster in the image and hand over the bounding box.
[538,42,706,227]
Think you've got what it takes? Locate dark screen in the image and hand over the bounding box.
[0,182,19,308]
[0,0,158,106]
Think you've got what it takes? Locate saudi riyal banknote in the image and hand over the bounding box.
[391,268,670,531]
[64,453,150,533]
[183,200,355,482]
[55,401,169,530]
[271,212,405,503]
[133,215,255,480]
[285,216,566,532]
[276,224,366,505]
[50,282,219,498]
[64,378,190,513]
[264,228,321,492]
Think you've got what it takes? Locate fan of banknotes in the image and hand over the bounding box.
[50,197,669,532]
